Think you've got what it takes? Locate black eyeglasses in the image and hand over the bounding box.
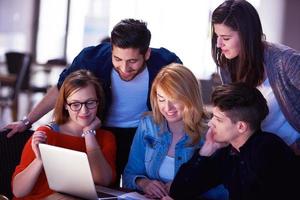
[66,100,98,111]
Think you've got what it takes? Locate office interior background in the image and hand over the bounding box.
[0,0,300,128]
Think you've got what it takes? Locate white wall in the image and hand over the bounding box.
[109,0,217,79]
[257,0,285,44]
[108,0,300,79]
[281,0,300,50]
[1,0,300,66]
[0,0,34,62]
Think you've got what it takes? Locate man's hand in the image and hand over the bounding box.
[1,121,28,138]
[200,127,228,156]
[1,86,59,138]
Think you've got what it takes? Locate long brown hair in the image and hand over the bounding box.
[211,0,265,87]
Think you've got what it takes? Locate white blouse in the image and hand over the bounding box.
[257,78,299,145]
[158,155,175,183]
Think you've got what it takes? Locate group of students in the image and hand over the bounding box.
[1,0,300,199]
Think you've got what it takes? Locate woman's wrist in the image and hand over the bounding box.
[136,177,148,189]
[34,157,43,166]
[81,129,96,137]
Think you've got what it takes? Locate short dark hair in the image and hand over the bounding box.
[111,18,151,55]
[211,0,265,87]
[211,82,269,130]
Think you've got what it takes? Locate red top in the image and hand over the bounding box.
[12,126,116,200]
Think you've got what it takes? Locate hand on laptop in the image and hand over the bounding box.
[31,131,47,160]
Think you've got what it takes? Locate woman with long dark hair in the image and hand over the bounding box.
[211,0,300,154]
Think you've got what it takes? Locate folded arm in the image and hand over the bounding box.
[83,118,114,186]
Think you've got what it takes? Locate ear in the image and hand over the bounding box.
[236,121,248,134]
[145,48,151,61]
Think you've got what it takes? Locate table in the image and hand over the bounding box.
[42,185,125,200]
[42,193,80,200]
[42,186,151,200]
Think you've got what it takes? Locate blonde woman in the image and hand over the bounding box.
[123,63,228,199]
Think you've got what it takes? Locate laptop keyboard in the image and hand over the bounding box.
[96,191,118,199]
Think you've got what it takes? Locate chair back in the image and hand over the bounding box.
[0,129,33,199]
[5,52,32,91]
[0,52,32,120]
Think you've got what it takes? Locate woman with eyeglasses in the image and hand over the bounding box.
[12,70,116,199]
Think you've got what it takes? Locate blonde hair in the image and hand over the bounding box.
[150,63,207,145]
[53,70,105,124]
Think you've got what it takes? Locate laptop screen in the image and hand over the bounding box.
[39,143,103,200]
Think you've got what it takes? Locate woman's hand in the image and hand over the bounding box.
[82,117,101,133]
[161,195,174,200]
[31,131,47,160]
[13,130,46,197]
[136,178,168,199]
[165,181,172,193]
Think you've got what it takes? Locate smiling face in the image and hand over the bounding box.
[214,23,241,59]
[112,46,150,81]
[156,86,185,124]
[65,84,98,128]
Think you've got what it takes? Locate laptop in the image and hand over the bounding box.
[39,143,124,200]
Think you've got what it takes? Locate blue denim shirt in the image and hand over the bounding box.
[123,115,201,190]
[123,115,229,200]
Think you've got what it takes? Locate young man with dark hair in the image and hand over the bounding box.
[3,19,182,186]
[168,83,298,200]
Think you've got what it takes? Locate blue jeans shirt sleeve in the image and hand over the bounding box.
[123,117,148,190]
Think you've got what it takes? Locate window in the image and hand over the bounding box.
[36,0,68,63]
[36,0,109,64]
[0,0,35,62]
